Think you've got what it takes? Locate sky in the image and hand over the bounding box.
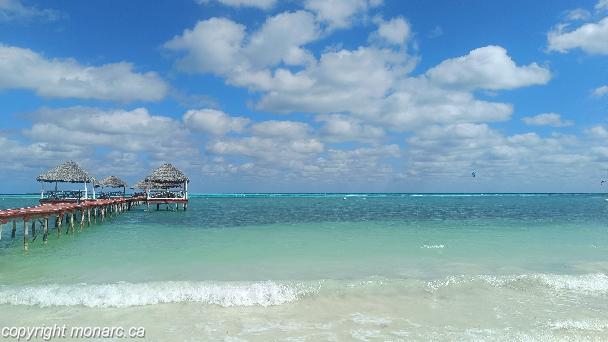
[0,0,607,193]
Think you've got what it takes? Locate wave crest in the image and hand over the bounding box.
[0,281,318,308]
[427,273,608,295]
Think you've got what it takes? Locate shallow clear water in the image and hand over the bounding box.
[0,194,607,340]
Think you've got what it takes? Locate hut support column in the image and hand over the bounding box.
[31,221,36,240]
[12,220,16,238]
[87,209,91,226]
[80,210,85,230]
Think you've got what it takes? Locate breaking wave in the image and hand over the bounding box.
[0,281,320,308]
[427,273,608,295]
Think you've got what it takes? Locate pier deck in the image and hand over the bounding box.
[0,196,146,250]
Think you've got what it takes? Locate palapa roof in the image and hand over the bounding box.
[36,161,95,183]
[144,163,189,184]
[95,176,127,188]
[132,180,181,190]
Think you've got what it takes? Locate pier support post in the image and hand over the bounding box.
[87,209,91,226]
[80,210,85,230]
[31,220,36,240]
[12,220,16,238]
[23,219,29,251]
[57,215,62,237]
[70,212,75,233]
[184,203,188,211]
[43,217,49,244]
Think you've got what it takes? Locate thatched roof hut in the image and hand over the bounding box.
[37,161,95,183]
[95,176,127,188]
[144,163,189,184]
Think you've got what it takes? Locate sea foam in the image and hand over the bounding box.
[427,273,608,295]
[0,281,318,308]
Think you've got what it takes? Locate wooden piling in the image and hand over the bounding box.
[43,217,49,244]
[12,220,16,238]
[23,219,29,251]
[31,220,36,240]
[57,214,62,237]
[69,212,75,233]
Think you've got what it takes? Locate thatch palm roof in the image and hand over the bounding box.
[95,176,127,188]
[144,163,189,184]
[132,179,181,190]
[36,161,95,183]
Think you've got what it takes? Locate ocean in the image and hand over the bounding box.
[0,193,607,340]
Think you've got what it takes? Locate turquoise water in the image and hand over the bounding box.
[1,194,607,340]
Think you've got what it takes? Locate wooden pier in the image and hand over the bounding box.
[0,161,191,251]
[0,197,146,251]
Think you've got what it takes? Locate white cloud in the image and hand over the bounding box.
[593,85,608,97]
[304,0,382,30]
[164,11,319,76]
[426,45,551,90]
[597,0,608,11]
[548,17,608,54]
[0,44,167,101]
[244,11,320,67]
[317,114,385,143]
[566,8,591,21]
[250,120,311,139]
[373,16,411,45]
[166,14,553,133]
[0,0,61,22]
[588,125,608,138]
[195,0,276,10]
[23,107,195,161]
[208,136,324,165]
[522,113,573,127]
[164,18,246,74]
[254,46,414,114]
[183,109,249,135]
[405,123,591,181]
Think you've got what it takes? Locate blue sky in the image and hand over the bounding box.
[0,0,607,193]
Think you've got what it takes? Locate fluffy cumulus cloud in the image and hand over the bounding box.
[250,120,311,139]
[548,17,608,54]
[316,114,385,143]
[522,113,573,127]
[405,123,593,182]
[373,16,411,45]
[0,0,61,22]
[593,85,608,97]
[597,0,608,11]
[195,0,276,10]
[159,7,574,187]
[22,107,195,162]
[304,0,382,30]
[566,8,591,21]
[184,109,249,135]
[426,45,551,90]
[0,44,167,101]
[164,11,319,76]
